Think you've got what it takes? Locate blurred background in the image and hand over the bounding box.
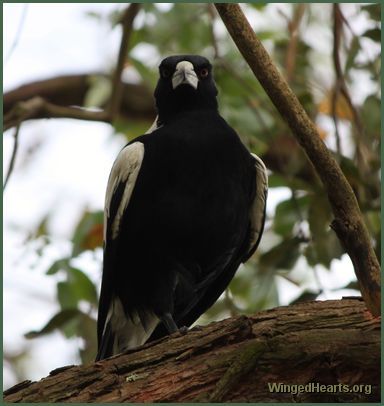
[3,3,380,389]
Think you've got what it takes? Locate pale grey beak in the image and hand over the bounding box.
[172,61,198,90]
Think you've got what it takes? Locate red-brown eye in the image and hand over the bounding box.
[199,68,209,78]
[161,67,171,78]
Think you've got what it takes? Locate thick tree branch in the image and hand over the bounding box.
[214,3,380,316]
[4,299,380,402]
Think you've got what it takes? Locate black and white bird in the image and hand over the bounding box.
[96,55,267,361]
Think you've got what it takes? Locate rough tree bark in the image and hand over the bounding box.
[4,299,380,403]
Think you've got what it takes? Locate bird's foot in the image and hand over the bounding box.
[178,326,189,335]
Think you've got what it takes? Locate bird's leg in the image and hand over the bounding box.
[161,313,189,336]
[161,312,178,334]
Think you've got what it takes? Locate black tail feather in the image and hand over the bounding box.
[95,321,114,361]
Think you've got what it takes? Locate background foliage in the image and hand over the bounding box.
[4,3,380,385]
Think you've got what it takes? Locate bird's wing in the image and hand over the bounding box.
[243,153,268,261]
[149,153,268,340]
[104,142,145,242]
[97,142,145,357]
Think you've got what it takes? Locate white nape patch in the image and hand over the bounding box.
[172,60,198,90]
[104,142,144,240]
[248,153,268,253]
[106,296,160,354]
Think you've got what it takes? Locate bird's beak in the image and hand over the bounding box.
[172,61,198,90]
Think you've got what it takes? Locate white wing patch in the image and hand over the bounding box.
[247,153,268,254]
[104,142,145,240]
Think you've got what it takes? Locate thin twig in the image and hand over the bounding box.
[332,4,373,202]
[207,4,220,59]
[332,5,365,152]
[5,4,29,65]
[285,3,306,83]
[4,123,21,190]
[331,5,343,156]
[108,3,141,120]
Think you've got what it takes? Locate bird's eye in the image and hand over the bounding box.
[199,68,209,78]
[161,67,171,78]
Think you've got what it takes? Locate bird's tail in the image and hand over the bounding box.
[95,320,114,361]
[96,297,160,361]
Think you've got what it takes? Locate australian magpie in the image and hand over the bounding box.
[96,55,268,361]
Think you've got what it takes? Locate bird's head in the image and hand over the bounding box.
[154,55,218,123]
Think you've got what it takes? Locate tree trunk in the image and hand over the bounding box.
[4,299,380,403]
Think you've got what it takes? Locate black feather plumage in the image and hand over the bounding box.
[96,55,267,361]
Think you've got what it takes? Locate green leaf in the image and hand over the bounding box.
[130,56,158,89]
[108,9,126,28]
[25,309,81,339]
[361,4,381,21]
[57,267,98,311]
[362,28,381,42]
[339,281,360,291]
[259,237,302,272]
[77,313,98,364]
[249,3,267,11]
[345,36,360,72]
[361,95,381,139]
[72,210,104,256]
[85,11,102,22]
[113,118,154,141]
[84,75,112,108]
[247,269,279,311]
[290,290,320,304]
[67,267,98,305]
[46,258,71,275]
[57,281,78,310]
[306,195,344,268]
[273,194,310,237]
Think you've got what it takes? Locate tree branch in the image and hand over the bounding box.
[332,4,373,185]
[3,123,21,190]
[3,299,380,402]
[4,96,110,132]
[4,4,29,65]
[4,74,155,125]
[332,5,364,139]
[284,3,306,83]
[108,3,141,119]
[214,3,380,316]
